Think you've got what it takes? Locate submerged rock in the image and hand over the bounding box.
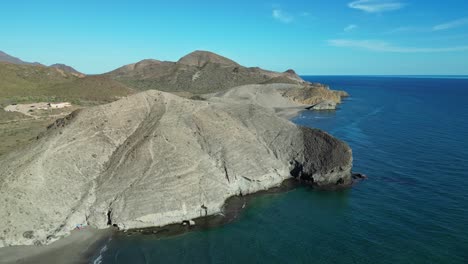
[0,89,352,247]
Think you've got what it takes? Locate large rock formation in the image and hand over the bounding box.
[281,82,348,106]
[0,89,352,248]
[209,83,348,114]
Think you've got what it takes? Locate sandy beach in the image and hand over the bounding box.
[0,228,112,264]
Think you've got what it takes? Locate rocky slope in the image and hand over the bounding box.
[50,64,85,78]
[0,89,352,247]
[281,82,348,106]
[103,50,306,94]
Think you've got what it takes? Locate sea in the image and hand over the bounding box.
[94,76,468,264]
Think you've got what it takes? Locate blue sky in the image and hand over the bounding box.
[1,0,467,75]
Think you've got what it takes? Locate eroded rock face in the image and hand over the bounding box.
[281,84,346,107]
[294,127,353,187]
[0,89,352,247]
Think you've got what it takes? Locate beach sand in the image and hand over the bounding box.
[0,228,112,264]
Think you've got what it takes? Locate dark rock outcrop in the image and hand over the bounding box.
[296,127,353,187]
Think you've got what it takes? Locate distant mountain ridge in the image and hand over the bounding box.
[0,49,325,104]
[103,50,306,94]
[0,50,43,66]
[1,50,304,94]
[0,50,84,77]
[0,51,132,103]
[0,61,134,103]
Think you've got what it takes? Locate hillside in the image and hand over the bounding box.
[104,50,306,94]
[45,75,135,102]
[0,62,133,104]
[0,62,78,100]
[50,64,85,78]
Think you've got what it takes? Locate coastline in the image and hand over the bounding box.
[89,173,365,263]
[0,180,301,264]
[0,95,349,263]
[0,228,112,264]
[0,172,363,264]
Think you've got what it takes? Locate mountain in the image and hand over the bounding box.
[50,63,85,78]
[0,51,84,77]
[177,50,239,67]
[0,89,352,247]
[0,62,78,99]
[103,50,306,94]
[0,50,43,66]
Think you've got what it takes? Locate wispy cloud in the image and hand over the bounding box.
[272,8,294,23]
[385,26,428,34]
[388,18,468,34]
[344,24,358,32]
[348,0,405,13]
[328,39,468,53]
[433,18,468,31]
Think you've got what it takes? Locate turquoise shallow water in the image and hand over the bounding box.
[96,76,468,264]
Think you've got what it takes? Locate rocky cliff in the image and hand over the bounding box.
[0,88,352,247]
[209,83,348,113]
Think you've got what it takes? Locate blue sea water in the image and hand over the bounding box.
[96,76,468,264]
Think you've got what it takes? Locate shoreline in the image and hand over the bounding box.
[0,228,112,264]
[105,174,365,240]
[0,99,354,263]
[119,179,303,239]
[0,179,302,264]
[89,174,366,262]
[274,106,308,120]
[0,177,365,264]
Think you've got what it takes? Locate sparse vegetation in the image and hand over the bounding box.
[0,109,50,156]
[0,63,136,156]
[0,50,306,157]
[0,63,135,104]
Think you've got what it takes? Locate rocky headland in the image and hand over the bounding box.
[0,50,353,251]
[0,87,352,248]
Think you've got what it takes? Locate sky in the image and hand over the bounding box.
[1,0,467,75]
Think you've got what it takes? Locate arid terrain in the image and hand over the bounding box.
[0,50,345,157]
[0,50,351,250]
